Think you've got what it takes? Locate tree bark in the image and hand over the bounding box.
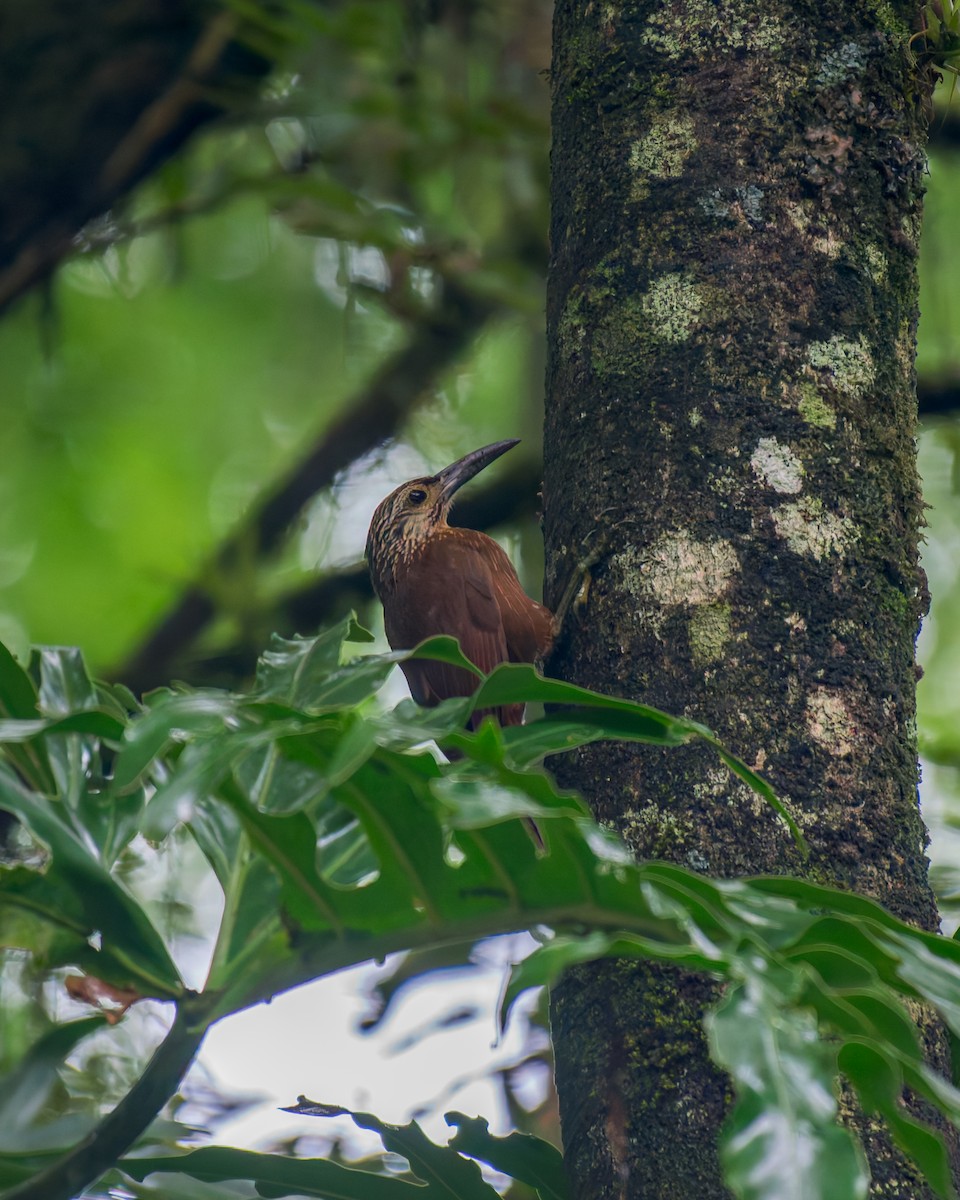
[543,1,955,1196]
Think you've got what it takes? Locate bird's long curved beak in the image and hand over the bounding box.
[435,439,520,504]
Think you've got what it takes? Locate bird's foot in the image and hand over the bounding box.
[551,538,607,644]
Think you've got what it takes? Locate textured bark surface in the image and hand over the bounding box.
[543,0,953,1195]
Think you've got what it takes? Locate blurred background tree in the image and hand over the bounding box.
[4,0,960,1185]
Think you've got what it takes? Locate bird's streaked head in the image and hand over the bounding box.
[366,439,519,593]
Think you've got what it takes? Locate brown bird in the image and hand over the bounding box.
[366,439,554,729]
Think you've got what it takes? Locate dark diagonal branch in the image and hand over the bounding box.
[919,375,960,419]
[114,278,500,695]
[0,3,274,316]
[929,106,960,151]
[2,999,205,1200]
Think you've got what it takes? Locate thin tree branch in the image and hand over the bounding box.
[929,105,960,151]
[919,375,960,418]
[1,999,206,1200]
[114,277,500,695]
[0,4,271,316]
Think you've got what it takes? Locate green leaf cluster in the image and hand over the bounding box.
[1,617,959,1199]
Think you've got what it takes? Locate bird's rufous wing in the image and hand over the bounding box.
[384,537,522,726]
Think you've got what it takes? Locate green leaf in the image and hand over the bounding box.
[0,863,95,957]
[216,778,347,934]
[112,692,246,793]
[0,642,55,791]
[0,763,182,995]
[708,980,868,1200]
[143,730,268,841]
[0,1019,103,1136]
[348,1110,499,1199]
[407,635,485,677]
[33,646,99,717]
[404,652,805,852]
[0,713,125,743]
[0,640,41,719]
[368,696,474,749]
[122,1111,505,1198]
[121,1146,418,1198]
[839,1041,957,1200]
[432,776,585,829]
[445,1112,571,1200]
[252,616,378,710]
[232,733,331,817]
[273,1103,503,1198]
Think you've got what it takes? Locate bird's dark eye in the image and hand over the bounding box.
[407,488,428,505]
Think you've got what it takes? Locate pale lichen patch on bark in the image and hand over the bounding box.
[689,602,732,665]
[751,437,804,494]
[611,532,738,639]
[784,200,841,257]
[864,243,888,285]
[699,186,764,224]
[806,334,875,398]
[813,40,868,85]
[796,380,837,428]
[641,273,705,343]
[629,113,697,200]
[619,806,695,857]
[634,529,739,606]
[639,0,786,56]
[811,229,843,258]
[773,497,857,558]
[806,686,857,757]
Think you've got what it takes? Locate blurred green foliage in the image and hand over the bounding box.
[0,0,550,670]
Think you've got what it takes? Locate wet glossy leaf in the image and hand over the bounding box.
[252,616,376,710]
[122,1113,503,1199]
[839,1042,956,1200]
[0,640,41,719]
[709,980,868,1200]
[0,1018,102,1134]
[446,1112,570,1200]
[112,692,246,793]
[0,764,182,996]
[0,641,54,791]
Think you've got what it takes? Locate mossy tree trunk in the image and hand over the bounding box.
[543,1,955,1196]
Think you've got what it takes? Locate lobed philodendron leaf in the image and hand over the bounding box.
[0,761,183,997]
[3,623,960,1200]
[445,1112,570,1200]
[119,1107,566,1200]
[122,1105,507,1199]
